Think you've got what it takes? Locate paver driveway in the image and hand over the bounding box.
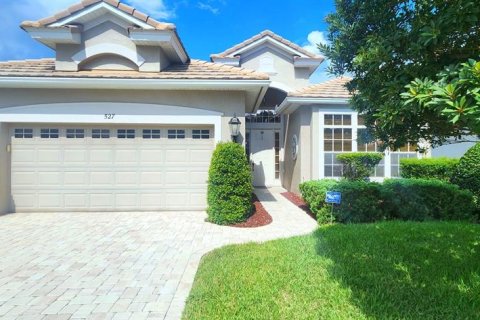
[0,188,316,320]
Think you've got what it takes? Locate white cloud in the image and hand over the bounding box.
[197,2,220,15]
[302,30,328,55]
[301,30,332,84]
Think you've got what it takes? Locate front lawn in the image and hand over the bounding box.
[183,222,480,319]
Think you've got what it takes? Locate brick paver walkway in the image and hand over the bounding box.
[0,187,317,319]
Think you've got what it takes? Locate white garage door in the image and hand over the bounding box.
[10,125,214,212]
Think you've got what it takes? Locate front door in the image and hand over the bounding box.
[249,129,279,187]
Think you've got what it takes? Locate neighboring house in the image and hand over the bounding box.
[0,0,468,213]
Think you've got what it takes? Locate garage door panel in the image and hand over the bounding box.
[38,194,63,208]
[37,149,62,163]
[166,150,187,163]
[115,172,138,185]
[90,172,114,185]
[115,194,138,207]
[64,149,87,162]
[140,172,164,185]
[115,150,138,163]
[166,172,188,185]
[190,171,208,185]
[90,194,114,207]
[64,172,88,185]
[38,172,61,185]
[12,172,36,186]
[140,150,164,163]
[90,150,113,163]
[10,125,214,212]
[64,194,88,208]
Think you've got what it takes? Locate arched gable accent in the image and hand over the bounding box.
[72,43,146,67]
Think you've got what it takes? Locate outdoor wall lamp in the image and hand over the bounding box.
[228,114,241,143]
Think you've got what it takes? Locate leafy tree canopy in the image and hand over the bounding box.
[321,0,480,148]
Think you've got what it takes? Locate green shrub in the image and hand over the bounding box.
[451,143,480,198]
[299,180,338,223]
[300,179,384,224]
[336,152,383,180]
[400,157,459,181]
[300,178,478,225]
[207,142,253,225]
[332,180,386,223]
[382,179,477,222]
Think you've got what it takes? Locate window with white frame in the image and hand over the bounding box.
[14,128,33,138]
[40,128,59,139]
[192,129,210,139]
[117,129,135,139]
[92,129,110,139]
[168,129,185,139]
[143,129,161,139]
[323,114,353,177]
[66,129,85,139]
[391,143,418,177]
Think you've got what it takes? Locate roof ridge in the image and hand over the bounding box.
[20,0,175,31]
[210,29,321,59]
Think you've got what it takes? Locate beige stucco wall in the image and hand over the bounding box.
[0,88,248,214]
[282,107,313,193]
[240,48,310,91]
[56,21,170,72]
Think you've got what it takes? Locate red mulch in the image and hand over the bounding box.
[231,194,273,228]
[281,192,316,220]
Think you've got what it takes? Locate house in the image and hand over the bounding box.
[0,0,465,214]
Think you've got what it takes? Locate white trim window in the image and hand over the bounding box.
[320,111,419,179]
[117,129,135,139]
[168,129,185,139]
[143,129,161,139]
[323,114,353,177]
[14,128,33,138]
[192,129,210,139]
[40,128,59,139]
[92,129,110,139]
[66,128,85,139]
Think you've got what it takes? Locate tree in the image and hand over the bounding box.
[320,0,480,148]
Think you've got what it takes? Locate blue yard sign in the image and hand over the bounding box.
[325,191,342,205]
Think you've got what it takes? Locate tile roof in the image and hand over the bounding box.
[288,77,353,99]
[20,0,175,31]
[0,59,269,81]
[211,30,322,60]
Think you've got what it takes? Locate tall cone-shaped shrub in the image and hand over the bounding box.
[207,142,253,225]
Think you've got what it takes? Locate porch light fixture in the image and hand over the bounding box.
[229,114,241,143]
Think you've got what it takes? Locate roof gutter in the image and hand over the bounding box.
[0,76,270,90]
[276,97,350,114]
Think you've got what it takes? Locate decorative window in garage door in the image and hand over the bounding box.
[92,129,110,139]
[192,129,210,139]
[168,129,185,139]
[117,129,135,139]
[14,128,33,138]
[66,129,85,139]
[143,129,161,139]
[40,128,59,138]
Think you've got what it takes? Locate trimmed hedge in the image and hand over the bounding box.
[336,152,383,181]
[382,179,476,221]
[400,157,459,181]
[300,178,477,224]
[451,143,480,198]
[207,142,253,225]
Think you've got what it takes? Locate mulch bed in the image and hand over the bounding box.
[231,194,273,228]
[281,192,316,220]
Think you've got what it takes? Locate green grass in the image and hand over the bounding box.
[183,222,480,320]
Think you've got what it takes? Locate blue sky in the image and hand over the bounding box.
[0,0,336,83]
